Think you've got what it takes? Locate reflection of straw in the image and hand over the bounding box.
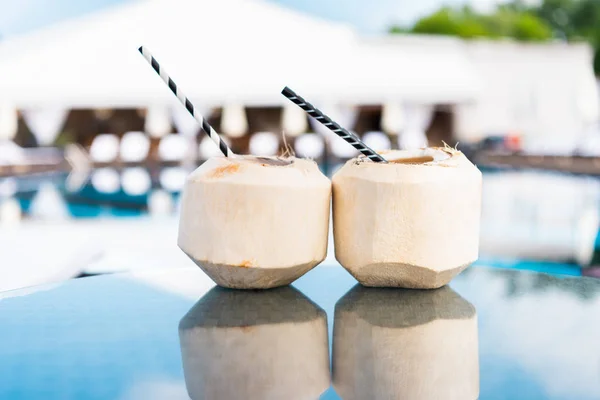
[138,46,235,158]
[282,86,387,163]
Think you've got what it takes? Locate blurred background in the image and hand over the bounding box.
[2,0,600,292]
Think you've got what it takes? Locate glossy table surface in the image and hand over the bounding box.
[1,264,599,400]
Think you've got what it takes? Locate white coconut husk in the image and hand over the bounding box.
[332,147,482,288]
[179,286,330,400]
[178,155,331,289]
[333,285,479,400]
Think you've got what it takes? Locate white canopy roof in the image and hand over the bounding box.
[0,0,480,108]
[455,40,599,142]
[339,35,482,104]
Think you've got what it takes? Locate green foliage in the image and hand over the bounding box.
[392,0,600,74]
[411,8,461,36]
[534,0,577,38]
[512,12,554,41]
[569,0,600,40]
[396,4,552,42]
[388,25,409,34]
[534,0,600,74]
[411,8,489,39]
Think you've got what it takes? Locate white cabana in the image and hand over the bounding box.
[0,0,353,108]
[339,36,481,104]
[0,0,596,149]
[0,0,479,110]
[457,41,600,145]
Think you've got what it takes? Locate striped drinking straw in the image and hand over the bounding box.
[138,46,235,158]
[281,86,387,163]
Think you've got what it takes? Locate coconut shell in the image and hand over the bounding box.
[332,148,482,288]
[179,286,330,400]
[332,285,479,400]
[178,156,331,289]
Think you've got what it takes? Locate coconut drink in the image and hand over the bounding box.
[179,286,330,400]
[332,147,482,289]
[280,87,480,288]
[332,285,479,400]
[178,155,331,289]
[138,51,331,289]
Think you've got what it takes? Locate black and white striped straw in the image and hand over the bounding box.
[281,86,387,163]
[138,46,235,158]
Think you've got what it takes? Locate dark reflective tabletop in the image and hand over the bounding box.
[1,264,599,399]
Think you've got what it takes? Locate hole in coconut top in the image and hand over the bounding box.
[247,156,294,166]
[385,148,451,164]
[390,155,435,164]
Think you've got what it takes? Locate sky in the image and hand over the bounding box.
[0,0,123,38]
[270,0,510,32]
[0,0,516,38]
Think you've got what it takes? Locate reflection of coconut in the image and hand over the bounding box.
[178,155,331,289]
[332,148,481,288]
[333,285,479,400]
[179,286,330,400]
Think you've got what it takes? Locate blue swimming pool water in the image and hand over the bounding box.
[6,170,181,218]
[3,167,599,277]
